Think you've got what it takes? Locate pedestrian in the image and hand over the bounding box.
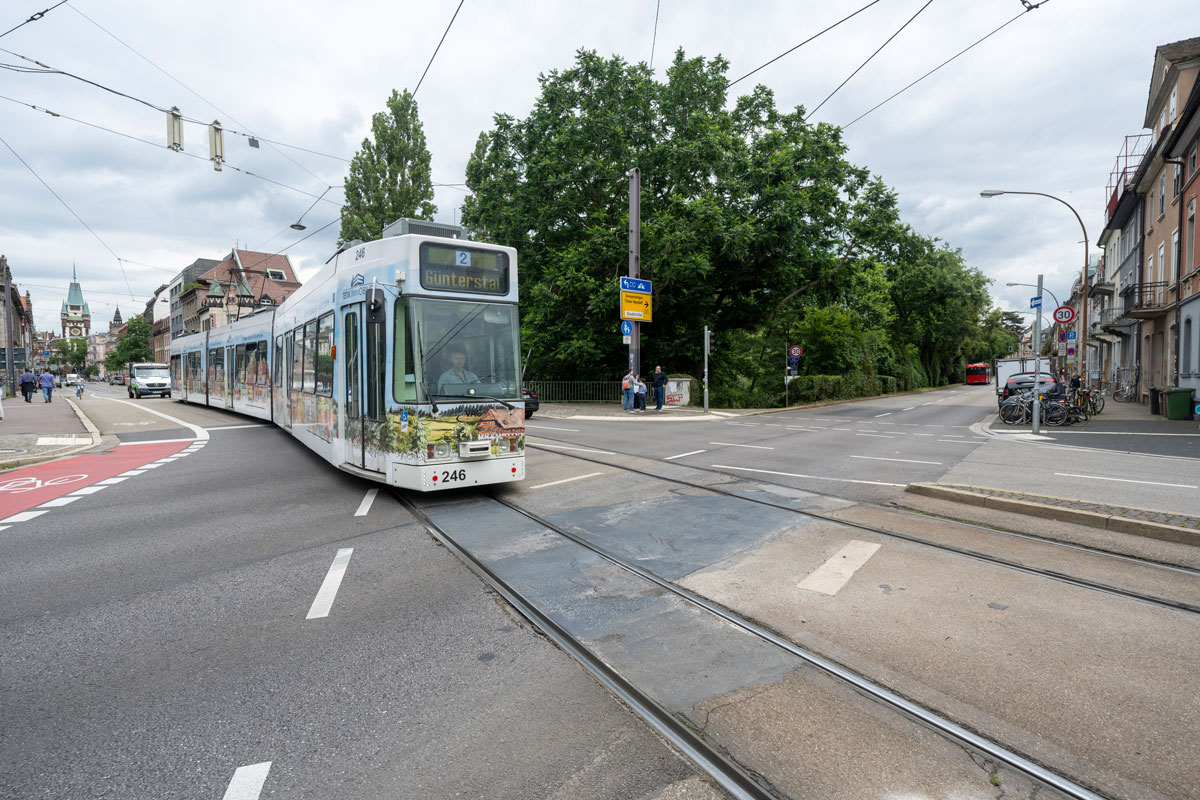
[652,365,668,411]
[19,368,36,403]
[621,368,635,411]
[39,368,54,403]
[635,374,647,412]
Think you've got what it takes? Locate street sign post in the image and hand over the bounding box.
[1030,295,1042,309]
[620,320,633,336]
[619,277,652,294]
[620,291,653,321]
[789,345,803,358]
[1053,305,1076,324]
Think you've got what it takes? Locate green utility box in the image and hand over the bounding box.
[1163,387,1195,420]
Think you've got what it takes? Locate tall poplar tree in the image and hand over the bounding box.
[339,89,436,246]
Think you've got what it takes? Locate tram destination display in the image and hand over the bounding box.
[420,243,509,295]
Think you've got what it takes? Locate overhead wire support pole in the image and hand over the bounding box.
[628,167,641,378]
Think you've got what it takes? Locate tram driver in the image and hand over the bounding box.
[437,346,479,394]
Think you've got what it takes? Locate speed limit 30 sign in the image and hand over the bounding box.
[1053,305,1076,324]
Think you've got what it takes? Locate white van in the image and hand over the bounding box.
[128,362,172,399]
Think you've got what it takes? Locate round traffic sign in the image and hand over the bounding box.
[1053,305,1076,324]
[789,345,803,358]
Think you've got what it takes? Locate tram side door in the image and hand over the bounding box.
[224,346,234,409]
[343,305,365,468]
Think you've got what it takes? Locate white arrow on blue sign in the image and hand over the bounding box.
[1030,296,1042,308]
[621,320,633,336]
[619,277,652,294]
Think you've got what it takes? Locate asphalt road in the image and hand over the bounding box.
[0,392,715,800]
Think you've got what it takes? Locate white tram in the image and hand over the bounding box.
[170,219,526,490]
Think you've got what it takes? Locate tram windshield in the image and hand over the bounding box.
[397,297,522,403]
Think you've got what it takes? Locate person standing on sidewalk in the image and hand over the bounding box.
[621,369,635,412]
[634,374,647,412]
[19,369,36,403]
[39,369,54,403]
[652,365,668,411]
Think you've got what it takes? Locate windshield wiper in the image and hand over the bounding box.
[429,392,515,410]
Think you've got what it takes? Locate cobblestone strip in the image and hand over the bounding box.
[929,484,1200,531]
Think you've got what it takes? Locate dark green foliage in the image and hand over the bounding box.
[463,49,1002,405]
[104,315,152,372]
[340,89,436,246]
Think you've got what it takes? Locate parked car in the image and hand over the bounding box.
[65,373,80,386]
[522,386,539,418]
[109,373,125,385]
[999,372,1061,403]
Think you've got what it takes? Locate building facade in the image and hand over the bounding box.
[60,265,91,340]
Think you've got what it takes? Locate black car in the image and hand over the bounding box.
[522,387,539,418]
[1000,372,1061,403]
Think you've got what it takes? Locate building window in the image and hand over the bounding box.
[1174,163,1182,197]
[1171,231,1179,283]
[1188,200,1196,275]
[1160,174,1166,216]
[1160,243,1166,285]
[1185,318,1193,376]
[1191,145,1199,179]
[1170,87,1177,120]
[266,269,286,280]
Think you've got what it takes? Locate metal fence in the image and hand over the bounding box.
[525,380,622,404]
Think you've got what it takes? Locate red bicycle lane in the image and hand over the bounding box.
[0,440,195,524]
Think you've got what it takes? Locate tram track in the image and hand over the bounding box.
[394,487,1107,800]
[524,439,1200,615]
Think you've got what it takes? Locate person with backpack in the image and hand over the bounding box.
[621,369,635,411]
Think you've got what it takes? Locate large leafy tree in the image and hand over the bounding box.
[464,49,903,383]
[340,89,436,246]
[105,315,152,372]
[52,337,87,372]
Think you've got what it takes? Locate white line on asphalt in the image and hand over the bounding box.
[222,761,272,800]
[940,434,963,437]
[925,425,944,428]
[902,407,916,411]
[937,439,976,444]
[532,442,616,455]
[797,540,882,595]
[901,423,920,426]
[913,433,934,437]
[68,486,106,495]
[1054,473,1198,489]
[874,412,892,417]
[785,426,820,431]
[98,396,210,442]
[529,471,605,489]
[665,449,707,460]
[524,424,580,432]
[354,488,378,517]
[709,441,775,449]
[833,427,852,431]
[709,411,739,417]
[118,470,148,477]
[850,455,942,465]
[95,477,129,485]
[0,510,48,523]
[712,464,906,487]
[117,438,195,446]
[38,496,82,508]
[855,433,896,439]
[307,549,354,620]
[205,424,269,431]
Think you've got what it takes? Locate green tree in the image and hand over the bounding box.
[105,315,152,372]
[52,337,87,372]
[340,89,436,245]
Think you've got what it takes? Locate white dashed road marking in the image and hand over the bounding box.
[797,540,881,595]
[713,464,905,488]
[307,549,354,620]
[664,449,707,461]
[222,762,272,800]
[529,472,605,489]
[850,455,942,465]
[709,441,775,450]
[1055,473,1197,489]
[354,488,378,517]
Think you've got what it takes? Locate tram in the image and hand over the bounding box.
[965,362,992,385]
[170,219,526,490]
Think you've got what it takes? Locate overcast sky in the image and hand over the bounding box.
[3,0,1199,336]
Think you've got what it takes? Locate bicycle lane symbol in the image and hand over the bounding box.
[0,440,191,523]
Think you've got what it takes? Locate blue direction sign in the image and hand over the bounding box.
[1030,296,1042,309]
[619,276,653,294]
[1067,330,1077,340]
[621,320,633,336]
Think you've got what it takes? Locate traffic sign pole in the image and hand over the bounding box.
[628,168,641,376]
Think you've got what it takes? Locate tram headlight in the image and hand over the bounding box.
[433,443,451,459]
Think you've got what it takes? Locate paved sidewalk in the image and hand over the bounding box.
[0,391,99,470]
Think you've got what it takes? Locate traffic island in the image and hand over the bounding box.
[905,482,1200,547]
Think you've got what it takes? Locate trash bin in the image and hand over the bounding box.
[1164,387,1195,420]
[1149,387,1162,415]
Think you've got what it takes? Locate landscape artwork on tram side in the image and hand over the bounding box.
[349,402,525,470]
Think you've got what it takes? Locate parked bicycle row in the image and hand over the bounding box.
[998,385,1104,426]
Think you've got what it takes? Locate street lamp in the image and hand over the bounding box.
[981,189,1090,384]
[1006,282,1061,309]
[290,185,339,231]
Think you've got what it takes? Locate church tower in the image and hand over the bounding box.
[60,264,91,339]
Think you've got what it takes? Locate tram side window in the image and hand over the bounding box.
[303,320,317,394]
[170,355,180,385]
[315,313,334,396]
[236,343,248,384]
[392,300,418,402]
[274,336,283,387]
[292,325,304,391]
[254,340,269,385]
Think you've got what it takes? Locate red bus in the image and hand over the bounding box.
[965,362,991,385]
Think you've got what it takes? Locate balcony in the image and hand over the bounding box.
[1088,277,1116,298]
[1121,281,1171,319]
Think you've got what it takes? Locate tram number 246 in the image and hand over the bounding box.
[439,469,468,483]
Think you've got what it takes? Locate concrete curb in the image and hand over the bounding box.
[906,482,1200,547]
[0,398,104,472]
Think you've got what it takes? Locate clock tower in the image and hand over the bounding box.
[60,264,91,340]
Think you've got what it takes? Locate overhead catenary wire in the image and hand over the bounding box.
[843,0,1048,128]
[0,132,136,301]
[808,0,935,118]
[412,0,465,99]
[726,0,884,89]
[0,0,68,40]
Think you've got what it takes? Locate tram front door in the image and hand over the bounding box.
[343,298,387,472]
[342,304,366,469]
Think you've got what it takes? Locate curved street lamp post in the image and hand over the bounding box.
[982,190,1090,383]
